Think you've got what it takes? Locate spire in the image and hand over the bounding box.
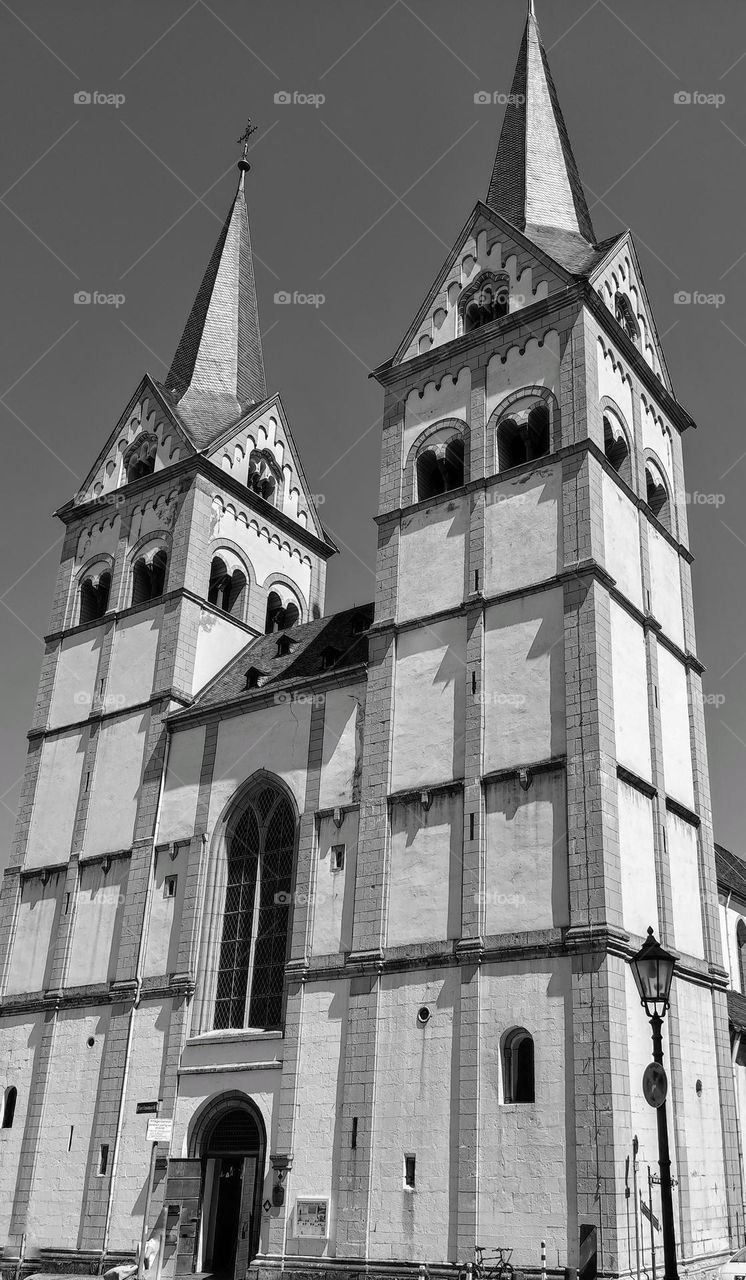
[166,120,267,442]
[487,3,595,246]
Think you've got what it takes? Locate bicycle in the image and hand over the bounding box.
[458,1244,515,1280]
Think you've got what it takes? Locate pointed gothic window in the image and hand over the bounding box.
[131,547,168,606]
[497,402,550,471]
[213,786,296,1032]
[79,570,111,624]
[208,555,247,617]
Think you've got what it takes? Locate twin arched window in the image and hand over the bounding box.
[124,435,157,484]
[1,1086,17,1129]
[496,402,550,472]
[248,449,281,506]
[208,556,247,617]
[615,291,640,347]
[644,459,671,533]
[79,568,111,624]
[265,590,300,634]
[416,435,465,502]
[603,413,632,486]
[213,785,296,1032]
[461,272,510,334]
[132,547,168,606]
[502,1028,535,1103]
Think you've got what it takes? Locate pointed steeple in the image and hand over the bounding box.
[487,3,595,246]
[166,123,267,444]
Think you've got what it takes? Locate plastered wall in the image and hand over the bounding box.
[5,872,63,994]
[107,609,161,709]
[26,1006,109,1248]
[483,769,568,934]
[318,686,363,810]
[143,844,189,977]
[387,792,462,946]
[368,968,457,1262]
[25,729,87,869]
[158,726,206,844]
[483,587,565,772]
[48,630,104,728]
[609,602,651,781]
[391,618,466,791]
[617,779,658,938]
[0,1015,43,1240]
[67,859,128,987]
[667,814,704,959]
[484,465,561,597]
[192,607,253,696]
[206,700,312,831]
[397,497,467,624]
[311,811,359,957]
[485,330,561,420]
[657,645,694,808]
[286,980,347,1257]
[85,712,149,856]
[601,473,642,610]
[479,960,571,1263]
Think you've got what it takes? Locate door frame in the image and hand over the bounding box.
[188,1092,267,1272]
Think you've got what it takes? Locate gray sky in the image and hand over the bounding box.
[2,0,746,870]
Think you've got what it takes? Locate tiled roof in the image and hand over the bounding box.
[716,842,746,900]
[487,8,596,247]
[187,602,374,713]
[527,228,623,277]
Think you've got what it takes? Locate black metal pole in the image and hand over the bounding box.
[650,1013,679,1280]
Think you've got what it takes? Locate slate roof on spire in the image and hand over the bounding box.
[487,4,596,252]
[164,165,267,448]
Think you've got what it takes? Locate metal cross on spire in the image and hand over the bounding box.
[237,117,258,171]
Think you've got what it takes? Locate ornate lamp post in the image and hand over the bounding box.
[630,927,679,1280]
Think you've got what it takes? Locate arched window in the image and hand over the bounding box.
[248,449,281,505]
[124,435,157,484]
[503,1028,535,1103]
[208,555,247,618]
[264,588,301,634]
[415,435,465,502]
[131,547,168,606]
[603,414,632,486]
[78,570,111,624]
[213,785,296,1031]
[1,1086,17,1129]
[460,272,510,334]
[737,921,746,996]
[644,460,671,532]
[615,292,640,346]
[496,402,550,472]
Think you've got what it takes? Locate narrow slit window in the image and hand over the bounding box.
[164,875,177,899]
[97,1144,109,1176]
[331,844,346,872]
[404,1154,416,1188]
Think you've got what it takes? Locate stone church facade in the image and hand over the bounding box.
[0,6,742,1279]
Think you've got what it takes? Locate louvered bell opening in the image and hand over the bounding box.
[205,1108,261,1155]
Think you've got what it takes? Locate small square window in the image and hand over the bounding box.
[331,844,345,872]
[404,1154,416,1189]
[164,876,177,900]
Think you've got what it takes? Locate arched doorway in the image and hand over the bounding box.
[189,1093,266,1277]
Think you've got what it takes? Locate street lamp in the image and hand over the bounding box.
[630,927,679,1280]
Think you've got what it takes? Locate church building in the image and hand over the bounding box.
[0,5,742,1279]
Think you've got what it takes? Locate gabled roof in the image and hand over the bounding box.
[163,162,267,446]
[487,4,595,246]
[173,602,374,718]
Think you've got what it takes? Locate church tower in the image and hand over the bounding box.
[0,9,740,1280]
[341,1,739,1271]
[0,140,334,1256]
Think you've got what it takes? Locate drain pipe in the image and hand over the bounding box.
[99,727,172,1270]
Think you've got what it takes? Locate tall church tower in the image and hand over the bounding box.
[0,146,333,1255]
[343,1,739,1271]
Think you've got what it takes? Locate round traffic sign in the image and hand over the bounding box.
[643,1061,668,1108]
